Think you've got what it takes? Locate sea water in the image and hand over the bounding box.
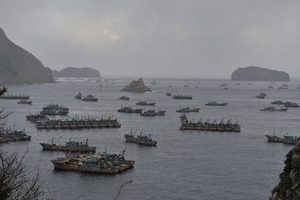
[1,78,298,200]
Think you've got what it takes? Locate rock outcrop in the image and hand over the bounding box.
[0,27,56,85]
[51,67,100,78]
[269,140,300,200]
[121,78,152,93]
[231,66,289,81]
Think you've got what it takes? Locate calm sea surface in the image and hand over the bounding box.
[1,78,299,200]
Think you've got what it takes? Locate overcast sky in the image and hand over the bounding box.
[0,1,300,79]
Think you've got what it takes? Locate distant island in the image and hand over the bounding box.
[0,27,55,85]
[231,66,289,81]
[52,67,100,78]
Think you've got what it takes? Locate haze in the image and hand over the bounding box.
[1,1,300,79]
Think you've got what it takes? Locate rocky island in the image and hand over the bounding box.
[0,27,55,85]
[121,78,152,93]
[52,67,100,78]
[231,66,289,81]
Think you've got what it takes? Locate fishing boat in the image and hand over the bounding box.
[255,93,267,99]
[26,113,47,122]
[0,129,31,143]
[0,94,30,99]
[277,84,288,89]
[119,95,130,100]
[265,131,298,145]
[51,150,135,174]
[34,116,121,129]
[260,106,288,111]
[271,100,284,104]
[82,94,98,102]
[176,106,200,112]
[40,104,69,115]
[135,101,156,106]
[284,102,300,107]
[40,139,96,152]
[75,92,82,99]
[117,106,142,113]
[140,110,166,116]
[179,116,241,132]
[17,100,32,104]
[205,101,228,106]
[232,120,241,132]
[124,132,157,146]
[172,94,192,100]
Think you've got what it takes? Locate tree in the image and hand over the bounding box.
[0,86,7,95]
[0,150,43,199]
[0,86,12,130]
[0,86,44,200]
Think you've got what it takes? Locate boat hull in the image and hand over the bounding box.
[176,108,200,112]
[40,143,96,152]
[51,161,135,174]
[205,103,228,106]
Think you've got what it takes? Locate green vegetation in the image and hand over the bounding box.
[0,87,44,199]
[271,149,293,199]
[0,86,7,95]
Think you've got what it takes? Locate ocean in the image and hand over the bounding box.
[1,77,299,200]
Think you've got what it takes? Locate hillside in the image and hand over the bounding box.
[0,27,55,84]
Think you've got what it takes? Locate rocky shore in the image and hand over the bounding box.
[269,140,300,200]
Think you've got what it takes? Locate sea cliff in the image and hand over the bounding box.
[231,66,289,81]
[0,27,55,84]
[270,140,300,200]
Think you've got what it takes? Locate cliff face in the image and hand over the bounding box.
[0,27,56,84]
[270,141,300,200]
[51,67,100,78]
[121,78,152,93]
[231,66,289,81]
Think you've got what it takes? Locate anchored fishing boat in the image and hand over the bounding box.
[265,131,298,145]
[51,150,135,174]
[176,106,200,112]
[136,101,156,106]
[124,131,157,146]
[205,101,228,106]
[260,106,288,111]
[40,139,96,152]
[119,95,130,100]
[117,106,143,113]
[140,110,166,116]
[17,100,32,104]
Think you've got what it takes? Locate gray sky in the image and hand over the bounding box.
[1,1,300,79]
